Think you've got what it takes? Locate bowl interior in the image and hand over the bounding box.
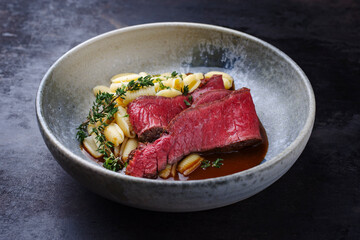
[40,23,311,172]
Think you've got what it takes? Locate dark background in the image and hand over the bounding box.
[1,0,359,239]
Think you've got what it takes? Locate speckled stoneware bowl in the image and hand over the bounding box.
[36,22,315,212]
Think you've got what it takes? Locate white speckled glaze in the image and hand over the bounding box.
[36,22,315,212]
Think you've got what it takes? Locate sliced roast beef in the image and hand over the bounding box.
[127,95,189,142]
[191,74,226,100]
[126,88,262,178]
[191,89,231,107]
[128,75,226,142]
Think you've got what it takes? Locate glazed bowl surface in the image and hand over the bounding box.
[36,22,315,212]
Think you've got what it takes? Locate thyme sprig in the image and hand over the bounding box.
[212,158,224,168]
[76,75,154,171]
[158,81,170,90]
[182,85,189,96]
[201,158,224,169]
[201,160,211,169]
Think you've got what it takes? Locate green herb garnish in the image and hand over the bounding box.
[171,71,178,77]
[76,124,88,143]
[103,153,126,172]
[201,158,224,169]
[76,75,154,171]
[184,99,191,106]
[159,81,170,90]
[212,158,224,168]
[201,160,211,169]
[182,85,189,96]
[123,114,129,118]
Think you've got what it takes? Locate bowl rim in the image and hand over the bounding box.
[36,22,316,186]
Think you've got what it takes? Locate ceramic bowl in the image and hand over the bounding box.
[36,22,315,212]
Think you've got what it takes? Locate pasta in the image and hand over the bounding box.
[110,82,128,92]
[159,164,172,179]
[113,144,121,157]
[83,135,103,158]
[115,106,136,138]
[111,72,136,81]
[177,154,204,176]
[123,86,156,105]
[122,138,138,161]
[204,71,233,89]
[156,88,182,97]
[170,162,177,177]
[111,73,141,83]
[183,73,203,93]
[87,122,100,135]
[103,123,124,147]
[223,77,233,89]
[118,137,128,157]
[164,78,183,90]
[138,72,149,77]
[93,85,112,95]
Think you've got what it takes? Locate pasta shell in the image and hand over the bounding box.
[170,162,177,178]
[118,137,128,157]
[160,72,172,78]
[122,138,138,161]
[93,85,112,96]
[103,123,124,147]
[110,82,128,92]
[83,135,103,158]
[87,122,101,135]
[138,72,149,77]
[111,73,140,83]
[115,97,126,107]
[177,154,204,176]
[115,107,135,138]
[162,78,183,91]
[183,73,203,93]
[111,73,136,81]
[172,78,184,91]
[223,77,233,89]
[162,79,174,88]
[159,164,172,179]
[113,144,121,157]
[156,89,182,98]
[123,86,156,105]
[204,71,234,89]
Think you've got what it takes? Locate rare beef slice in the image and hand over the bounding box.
[128,75,226,142]
[126,88,262,178]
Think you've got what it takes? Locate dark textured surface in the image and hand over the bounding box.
[0,0,359,239]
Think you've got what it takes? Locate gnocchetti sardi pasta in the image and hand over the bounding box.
[122,86,156,105]
[156,88,182,97]
[204,71,233,89]
[121,138,138,161]
[177,153,204,176]
[115,106,135,138]
[83,135,103,158]
[103,123,124,147]
[183,73,203,93]
[159,164,172,179]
